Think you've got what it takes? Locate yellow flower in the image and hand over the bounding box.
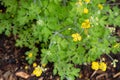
[81,19,90,28]
[71,34,76,38]
[83,8,88,14]
[99,62,107,71]
[0,10,2,13]
[28,53,33,58]
[72,33,82,42]
[91,62,99,70]
[42,64,47,68]
[98,4,103,10]
[76,0,82,6]
[84,0,90,3]
[79,73,83,78]
[113,43,119,48]
[33,66,42,77]
[33,62,37,68]
[25,65,29,70]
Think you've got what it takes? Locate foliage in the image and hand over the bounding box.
[0,0,120,79]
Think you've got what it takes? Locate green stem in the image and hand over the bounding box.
[106,53,114,61]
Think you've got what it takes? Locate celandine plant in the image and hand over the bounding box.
[0,0,120,80]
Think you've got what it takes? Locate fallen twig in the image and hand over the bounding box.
[96,73,108,80]
[113,72,120,78]
[90,70,97,78]
[15,71,30,79]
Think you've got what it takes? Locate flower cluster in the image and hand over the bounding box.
[91,61,107,71]
[72,33,82,42]
[32,66,42,77]
[81,19,91,29]
[32,63,47,77]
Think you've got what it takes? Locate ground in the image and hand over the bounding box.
[0,30,119,80]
